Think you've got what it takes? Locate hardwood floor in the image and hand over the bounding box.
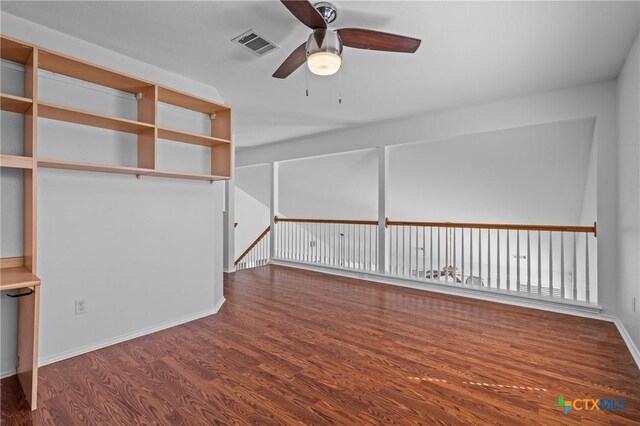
[2,265,639,425]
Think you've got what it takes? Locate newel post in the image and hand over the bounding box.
[223,179,236,273]
[270,162,279,262]
[377,146,388,273]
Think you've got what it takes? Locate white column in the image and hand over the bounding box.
[270,162,279,261]
[378,146,388,273]
[223,179,236,273]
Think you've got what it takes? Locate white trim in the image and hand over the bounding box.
[610,316,640,369]
[1,367,16,379]
[272,259,603,315]
[40,298,226,367]
[1,298,226,379]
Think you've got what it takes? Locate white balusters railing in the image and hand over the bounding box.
[386,220,597,304]
[235,226,271,271]
[269,217,597,304]
[274,217,379,272]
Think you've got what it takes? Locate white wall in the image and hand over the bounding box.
[234,164,271,259]
[387,119,594,224]
[1,13,225,376]
[279,149,378,220]
[238,80,619,317]
[234,187,270,259]
[616,32,640,348]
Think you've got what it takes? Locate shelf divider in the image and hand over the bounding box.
[137,85,157,169]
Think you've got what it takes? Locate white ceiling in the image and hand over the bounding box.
[2,1,638,148]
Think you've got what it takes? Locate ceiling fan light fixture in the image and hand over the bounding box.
[306,28,343,76]
[272,0,422,79]
[307,51,341,76]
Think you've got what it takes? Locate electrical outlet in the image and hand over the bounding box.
[75,299,87,315]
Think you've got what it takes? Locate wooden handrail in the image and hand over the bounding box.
[273,216,595,234]
[386,219,597,235]
[274,216,377,226]
[235,226,271,266]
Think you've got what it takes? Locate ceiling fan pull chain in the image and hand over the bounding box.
[338,67,342,104]
[306,66,309,97]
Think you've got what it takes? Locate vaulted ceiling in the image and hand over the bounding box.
[2,1,638,147]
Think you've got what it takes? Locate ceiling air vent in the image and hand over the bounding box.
[232,30,279,57]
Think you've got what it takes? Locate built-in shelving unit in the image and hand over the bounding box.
[0,35,39,411]
[5,37,234,181]
[0,34,234,410]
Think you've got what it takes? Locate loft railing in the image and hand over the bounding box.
[235,226,270,271]
[272,216,598,305]
[274,217,379,272]
[385,220,597,304]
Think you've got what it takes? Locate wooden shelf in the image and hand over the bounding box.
[0,36,33,64]
[39,102,155,134]
[0,93,33,113]
[148,170,229,181]
[37,159,228,182]
[158,127,231,147]
[0,266,40,292]
[0,155,34,169]
[158,86,228,115]
[38,159,153,176]
[38,49,152,94]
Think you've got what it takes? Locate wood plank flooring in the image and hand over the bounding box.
[2,265,639,425]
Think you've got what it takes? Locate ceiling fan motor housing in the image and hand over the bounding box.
[306,29,343,57]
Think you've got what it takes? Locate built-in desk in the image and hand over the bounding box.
[1,257,41,410]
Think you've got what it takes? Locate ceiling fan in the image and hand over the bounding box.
[273,0,421,79]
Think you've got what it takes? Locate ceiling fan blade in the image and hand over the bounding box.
[281,0,327,29]
[272,42,307,79]
[337,28,421,53]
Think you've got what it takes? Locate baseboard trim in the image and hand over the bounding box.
[40,297,226,368]
[272,259,603,315]
[1,367,16,379]
[1,297,226,380]
[609,316,640,369]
